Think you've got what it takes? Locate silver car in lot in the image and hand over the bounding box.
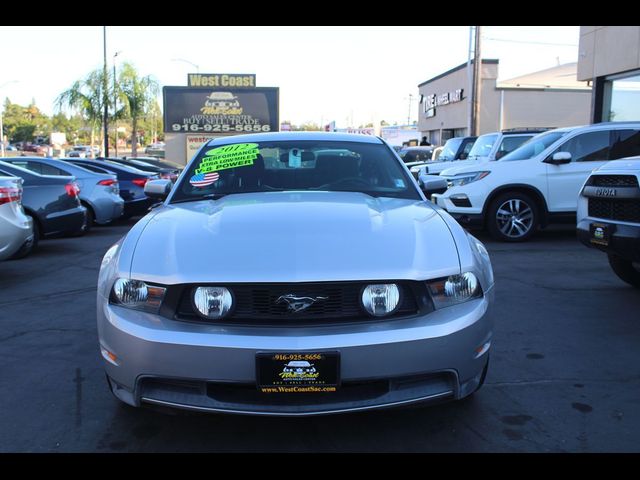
[7,157,124,226]
[97,132,494,416]
[0,176,34,260]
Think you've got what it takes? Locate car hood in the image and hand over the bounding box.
[595,157,640,172]
[129,191,460,284]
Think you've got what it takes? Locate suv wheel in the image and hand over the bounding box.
[487,192,539,242]
[608,254,640,288]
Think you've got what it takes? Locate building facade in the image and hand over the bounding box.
[577,26,640,123]
[418,60,591,146]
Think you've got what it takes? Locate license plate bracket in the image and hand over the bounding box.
[256,352,340,393]
[590,222,613,246]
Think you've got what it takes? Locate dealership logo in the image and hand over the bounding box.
[279,361,320,381]
[276,294,328,313]
[201,92,243,115]
[594,227,605,240]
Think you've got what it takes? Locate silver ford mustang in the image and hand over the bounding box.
[97,132,494,416]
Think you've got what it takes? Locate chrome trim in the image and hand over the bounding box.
[141,390,454,417]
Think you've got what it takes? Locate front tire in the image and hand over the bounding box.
[486,192,539,242]
[608,254,640,288]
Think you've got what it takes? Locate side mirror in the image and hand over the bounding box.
[420,175,448,198]
[144,179,172,200]
[544,152,572,165]
[458,152,468,160]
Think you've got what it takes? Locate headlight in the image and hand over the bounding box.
[110,278,166,313]
[362,284,400,317]
[427,272,482,309]
[448,171,490,187]
[193,286,233,320]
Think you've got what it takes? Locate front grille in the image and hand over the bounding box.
[589,175,639,188]
[588,198,640,223]
[172,281,427,325]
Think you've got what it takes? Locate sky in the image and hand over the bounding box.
[0,26,580,128]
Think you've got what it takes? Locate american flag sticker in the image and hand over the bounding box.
[190,172,220,187]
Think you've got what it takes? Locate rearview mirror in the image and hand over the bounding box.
[544,151,572,165]
[144,179,172,200]
[420,175,448,199]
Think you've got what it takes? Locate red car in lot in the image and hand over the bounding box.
[21,144,48,155]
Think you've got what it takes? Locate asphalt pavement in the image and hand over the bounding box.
[1,220,639,452]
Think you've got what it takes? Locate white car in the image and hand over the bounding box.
[0,176,34,260]
[432,122,640,241]
[418,130,542,177]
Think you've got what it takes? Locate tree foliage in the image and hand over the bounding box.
[118,62,159,155]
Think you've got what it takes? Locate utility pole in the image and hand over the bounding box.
[113,51,121,157]
[407,94,413,126]
[102,26,109,158]
[470,26,482,136]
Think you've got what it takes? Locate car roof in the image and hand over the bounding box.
[206,131,384,147]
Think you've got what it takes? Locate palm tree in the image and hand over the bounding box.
[118,62,159,156]
[56,69,109,156]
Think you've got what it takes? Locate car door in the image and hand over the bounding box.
[545,130,611,212]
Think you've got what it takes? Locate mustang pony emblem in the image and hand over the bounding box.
[276,294,328,313]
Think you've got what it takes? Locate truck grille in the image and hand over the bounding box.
[589,175,639,188]
[173,281,427,325]
[588,198,640,223]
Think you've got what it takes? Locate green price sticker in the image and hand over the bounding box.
[195,143,259,174]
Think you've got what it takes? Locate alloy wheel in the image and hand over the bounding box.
[495,199,534,239]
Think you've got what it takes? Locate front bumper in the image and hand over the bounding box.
[577,218,640,262]
[97,290,493,416]
[0,215,33,261]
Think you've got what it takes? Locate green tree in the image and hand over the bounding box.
[118,62,159,156]
[56,68,110,155]
[1,98,51,143]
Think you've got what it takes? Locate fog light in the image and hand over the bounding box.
[361,284,400,317]
[193,287,233,320]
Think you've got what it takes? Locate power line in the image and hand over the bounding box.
[483,36,578,47]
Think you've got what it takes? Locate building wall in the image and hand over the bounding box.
[418,61,500,144]
[479,64,500,134]
[500,89,591,129]
[578,26,640,81]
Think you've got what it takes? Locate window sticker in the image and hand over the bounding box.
[190,171,220,187]
[194,143,259,175]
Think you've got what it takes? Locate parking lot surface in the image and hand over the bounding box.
[1,220,639,452]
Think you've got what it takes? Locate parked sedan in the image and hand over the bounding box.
[101,157,180,183]
[0,176,34,260]
[97,132,494,416]
[63,158,157,219]
[6,157,124,226]
[0,161,87,242]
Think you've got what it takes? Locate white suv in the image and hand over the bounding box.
[431,122,640,241]
[577,157,640,288]
[418,130,544,178]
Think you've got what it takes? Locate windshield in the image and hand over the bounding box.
[500,131,569,161]
[467,133,498,159]
[171,140,421,202]
[438,138,463,162]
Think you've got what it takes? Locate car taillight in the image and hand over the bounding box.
[0,186,21,205]
[132,178,149,188]
[65,183,80,197]
[98,179,117,186]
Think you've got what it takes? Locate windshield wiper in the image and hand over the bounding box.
[170,193,229,204]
